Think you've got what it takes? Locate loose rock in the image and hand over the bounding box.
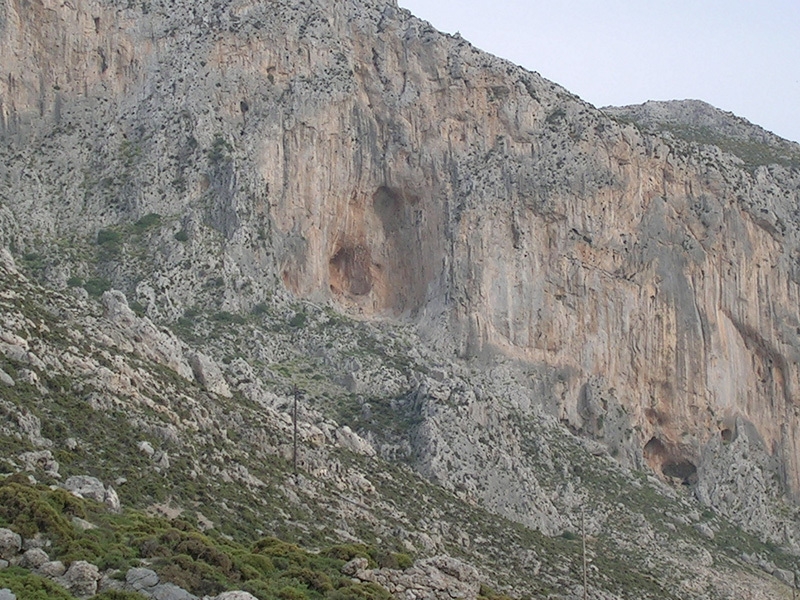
[64,476,106,503]
[19,547,49,569]
[38,560,67,577]
[0,529,21,561]
[126,567,160,590]
[61,560,101,598]
[216,592,260,600]
[0,368,13,386]
[148,582,198,599]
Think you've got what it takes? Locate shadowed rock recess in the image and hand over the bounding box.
[2,0,800,598]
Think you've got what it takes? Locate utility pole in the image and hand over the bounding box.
[582,506,588,600]
[292,385,300,484]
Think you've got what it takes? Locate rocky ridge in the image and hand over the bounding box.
[603,99,800,170]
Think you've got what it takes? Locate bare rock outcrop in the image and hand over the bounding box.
[63,476,121,512]
[344,556,481,600]
[59,560,101,598]
[188,351,232,398]
[0,529,21,561]
[101,291,194,381]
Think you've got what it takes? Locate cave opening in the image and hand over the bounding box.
[643,436,698,485]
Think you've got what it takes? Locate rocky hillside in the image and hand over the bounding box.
[0,234,798,600]
[2,0,800,598]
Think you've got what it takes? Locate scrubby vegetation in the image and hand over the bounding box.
[0,476,402,600]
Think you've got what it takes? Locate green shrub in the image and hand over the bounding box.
[0,482,75,545]
[289,312,307,328]
[134,213,161,231]
[236,552,275,577]
[276,585,308,600]
[0,567,74,599]
[97,229,121,246]
[321,544,371,562]
[252,303,269,316]
[83,277,112,297]
[328,582,393,600]
[478,583,515,600]
[252,537,309,569]
[394,552,413,570]
[156,553,227,597]
[285,566,333,592]
[174,229,189,242]
[208,134,231,165]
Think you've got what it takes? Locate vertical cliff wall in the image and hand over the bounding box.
[2,0,800,534]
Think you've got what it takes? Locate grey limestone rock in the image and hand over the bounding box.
[104,485,121,513]
[0,589,16,600]
[18,450,59,477]
[60,560,100,598]
[0,529,21,561]
[126,567,160,590]
[63,475,121,511]
[149,582,199,600]
[342,557,369,576]
[19,547,49,569]
[188,351,232,398]
[773,567,795,587]
[0,368,13,386]
[38,560,67,578]
[101,290,194,381]
[64,475,106,503]
[347,555,481,600]
[215,592,260,600]
[694,523,715,540]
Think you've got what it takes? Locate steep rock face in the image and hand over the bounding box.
[2,0,800,540]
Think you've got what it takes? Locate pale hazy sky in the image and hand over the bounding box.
[399,0,800,144]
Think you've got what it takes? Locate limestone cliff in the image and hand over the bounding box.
[2,0,800,551]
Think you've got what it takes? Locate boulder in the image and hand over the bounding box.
[149,582,198,599]
[774,567,795,587]
[126,567,160,590]
[61,560,100,598]
[104,486,121,512]
[19,547,49,569]
[64,476,106,503]
[138,440,155,457]
[0,368,13,386]
[0,589,16,600]
[694,523,715,540]
[23,533,50,551]
[0,529,21,561]
[342,557,369,576]
[216,593,260,600]
[188,352,232,397]
[18,450,59,477]
[71,517,96,531]
[334,426,376,456]
[38,560,67,577]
